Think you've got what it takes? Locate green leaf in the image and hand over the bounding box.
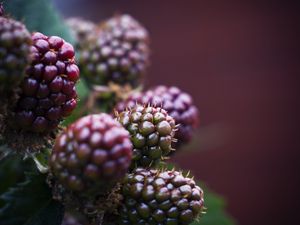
[24,200,64,225]
[0,172,64,225]
[3,0,74,43]
[0,155,33,197]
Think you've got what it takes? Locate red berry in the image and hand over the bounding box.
[66,64,80,81]
[43,51,57,64]
[14,32,80,133]
[35,39,49,53]
[50,114,133,194]
[48,36,63,49]
[43,65,57,82]
[59,43,75,60]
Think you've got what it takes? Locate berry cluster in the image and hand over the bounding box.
[116,105,176,168]
[50,114,132,194]
[79,14,149,88]
[0,6,205,225]
[14,32,79,133]
[48,13,203,225]
[119,168,204,225]
[116,86,199,147]
[0,16,31,91]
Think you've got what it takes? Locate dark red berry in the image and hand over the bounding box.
[14,32,80,133]
[43,51,57,64]
[35,39,49,53]
[62,99,77,116]
[59,43,75,60]
[66,64,80,81]
[22,78,38,96]
[48,36,63,49]
[43,65,57,82]
[49,76,63,92]
[50,114,133,194]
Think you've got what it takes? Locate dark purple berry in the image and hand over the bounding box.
[14,32,80,133]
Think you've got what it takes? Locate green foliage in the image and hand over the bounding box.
[0,172,63,225]
[0,155,33,198]
[3,0,74,43]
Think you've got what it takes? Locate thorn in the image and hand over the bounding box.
[186,170,191,177]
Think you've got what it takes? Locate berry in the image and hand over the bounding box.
[79,14,149,88]
[14,32,79,133]
[115,86,199,147]
[65,17,98,50]
[119,168,204,225]
[50,114,132,194]
[115,105,176,168]
[0,16,31,91]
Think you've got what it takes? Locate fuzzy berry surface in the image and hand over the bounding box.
[79,14,149,88]
[119,168,204,225]
[116,86,199,147]
[14,32,80,133]
[50,114,132,194]
[116,105,176,169]
[0,17,31,91]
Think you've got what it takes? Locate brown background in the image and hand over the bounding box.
[52,1,300,225]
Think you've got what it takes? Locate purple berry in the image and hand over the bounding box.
[50,114,132,194]
[14,32,80,133]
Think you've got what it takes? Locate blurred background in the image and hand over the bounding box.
[52,1,299,224]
